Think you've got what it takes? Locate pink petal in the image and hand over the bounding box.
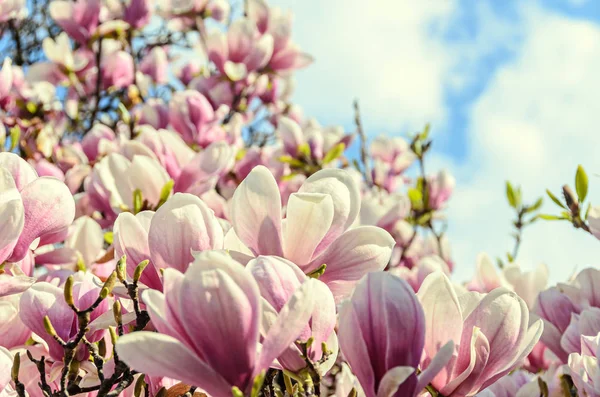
[10,177,75,262]
[0,167,24,263]
[231,166,283,256]
[116,332,232,397]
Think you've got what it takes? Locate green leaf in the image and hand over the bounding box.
[585,202,592,220]
[296,142,311,158]
[506,252,514,263]
[104,231,114,245]
[576,165,589,203]
[322,142,345,164]
[525,197,543,213]
[133,189,143,214]
[156,179,174,209]
[9,126,20,151]
[546,189,566,209]
[250,371,266,397]
[416,212,433,226]
[419,123,431,140]
[538,214,565,220]
[278,155,305,168]
[407,188,423,209]
[506,181,517,208]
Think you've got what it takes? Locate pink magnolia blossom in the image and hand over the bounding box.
[49,0,101,45]
[417,272,543,396]
[123,0,152,29]
[113,192,223,289]
[534,268,600,363]
[116,251,321,397]
[0,263,35,298]
[139,47,169,84]
[569,332,600,396]
[248,255,337,373]
[168,90,227,146]
[0,152,75,263]
[338,272,454,397]
[0,347,13,394]
[19,272,111,362]
[0,291,31,348]
[228,165,395,301]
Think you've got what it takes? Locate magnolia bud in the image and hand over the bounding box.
[43,316,58,338]
[11,353,20,382]
[100,272,117,299]
[116,255,127,282]
[64,275,75,308]
[113,300,122,325]
[563,184,578,211]
[133,260,150,283]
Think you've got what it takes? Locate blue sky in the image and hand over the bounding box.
[271,0,600,283]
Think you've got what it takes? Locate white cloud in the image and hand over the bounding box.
[270,0,457,132]
[447,5,600,283]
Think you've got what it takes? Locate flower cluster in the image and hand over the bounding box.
[0,0,599,396]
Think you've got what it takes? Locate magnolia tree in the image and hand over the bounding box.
[1,0,599,396]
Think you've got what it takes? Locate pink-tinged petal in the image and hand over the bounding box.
[148,193,223,272]
[417,272,463,361]
[114,211,161,290]
[142,288,181,340]
[479,317,544,391]
[227,19,255,61]
[313,226,394,301]
[247,0,269,33]
[0,167,24,263]
[155,268,194,347]
[223,228,255,257]
[376,367,415,397]
[308,279,337,360]
[19,282,75,361]
[175,141,235,194]
[180,251,260,388]
[116,332,232,397]
[256,279,318,373]
[80,124,115,161]
[0,152,38,191]
[206,32,228,72]
[576,268,600,307]
[243,33,274,71]
[462,289,528,381]
[338,301,375,397]
[65,216,103,266]
[247,255,305,311]
[283,193,334,266]
[128,155,170,208]
[476,253,502,291]
[0,264,35,297]
[299,169,360,256]
[0,347,12,392]
[441,327,490,396]
[231,165,283,256]
[415,341,455,393]
[10,177,75,262]
[277,116,303,156]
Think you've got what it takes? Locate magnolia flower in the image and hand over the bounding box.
[206,18,274,81]
[80,124,116,162]
[0,58,13,107]
[468,253,549,309]
[338,272,454,397]
[86,153,170,223]
[417,272,543,396]
[113,193,223,289]
[42,33,88,73]
[534,267,600,362]
[0,152,75,263]
[134,126,194,179]
[246,0,313,73]
[0,0,26,22]
[168,90,226,146]
[137,100,171,130]
[568,332,600,396]
[19,272,110,362]
[116,251,322,397]
[139,47,168,84]
[277,117,352,162]
[228,165,395,301]
[0,263,35,298]
[248,255,337,374]
[49,0,100,45]
[428,170,455,210]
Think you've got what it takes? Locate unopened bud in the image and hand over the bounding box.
[64,276,75,308]
[113,300,122,325]
[43,316,57,337]
[134,373,146,397]
[116,255,127,282]
[109,326,118,344]
[11,353,20,381]
[563,185,578,211]
[133,260,149,283]
[100,272,117,299]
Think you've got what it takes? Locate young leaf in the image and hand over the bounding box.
[525,197,543,213]
[546,189,566,209]
[576,165,589,203]
[538,214,565,221]
[322,143,345,164]
[506,181,517,208]
[133,189,143,214]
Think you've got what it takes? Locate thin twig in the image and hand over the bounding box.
[353,99,372,186]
